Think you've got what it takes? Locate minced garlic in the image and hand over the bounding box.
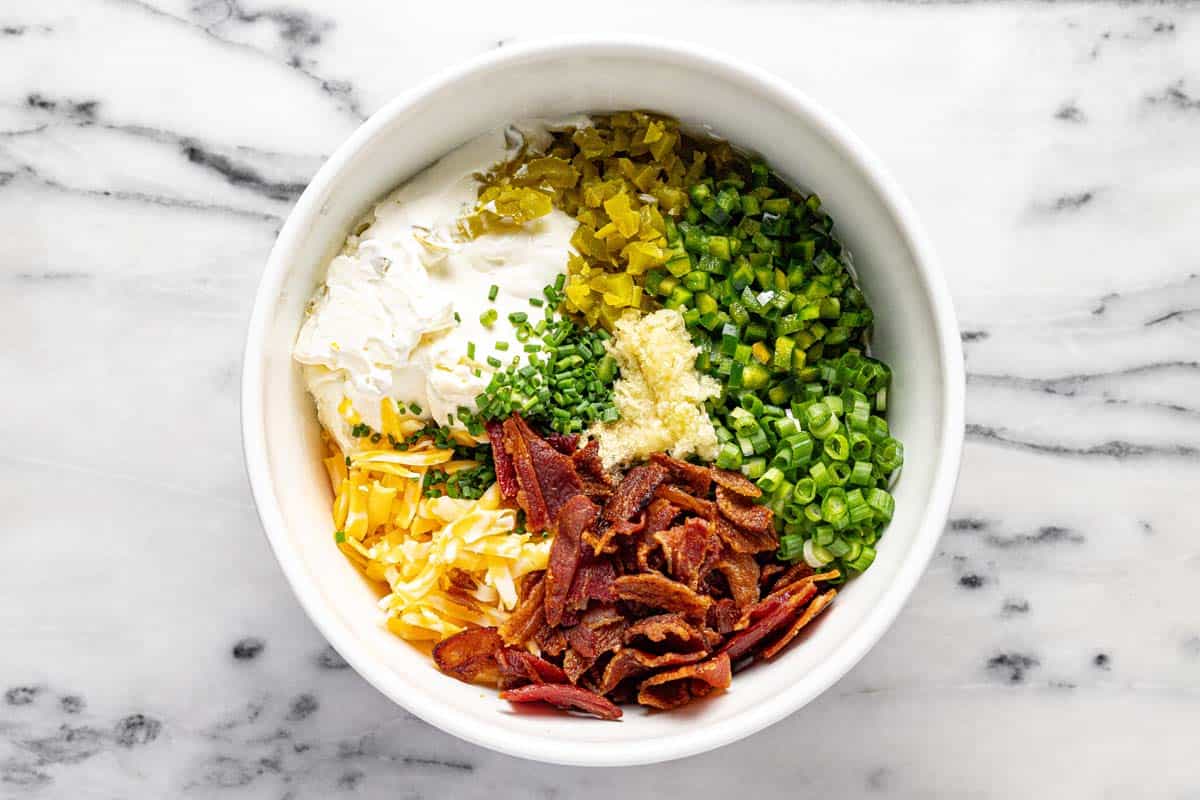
[591,308,721,469]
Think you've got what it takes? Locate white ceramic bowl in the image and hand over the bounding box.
[242,38,964,767]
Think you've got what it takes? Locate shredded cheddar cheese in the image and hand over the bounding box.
[322,403,549,642]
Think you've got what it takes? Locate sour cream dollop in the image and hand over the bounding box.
[293,120,585,454]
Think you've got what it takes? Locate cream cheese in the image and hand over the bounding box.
[294,120,585,454]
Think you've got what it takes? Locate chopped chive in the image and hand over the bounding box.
[488,285,499,301]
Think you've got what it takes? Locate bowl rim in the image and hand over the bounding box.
[241,35,965,767]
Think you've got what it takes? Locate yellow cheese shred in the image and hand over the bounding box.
[323,425,549,642]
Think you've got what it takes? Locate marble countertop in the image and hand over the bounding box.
[3,1,1199,797]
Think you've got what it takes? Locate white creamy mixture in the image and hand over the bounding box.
[294,120,586,454]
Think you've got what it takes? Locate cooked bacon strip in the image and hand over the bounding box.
[566,605,626,660]
[545,496,598,627]
[711,468,762,499]
[597,648,652,694]
[565,555,617,611]
[499,572,546,646]
[707,598,740,634]
[637,653,732,710]
[495,647,569,688]
[500,683,623,721]
[767,569,841,602]
[758,589,837,660]
[653,483,716,517]
[571,440,613,501]
[587,514,645,556]
[710,512,778,554]
[623,613,711,656]
[633,498,678,571]
[433,627,503,685]
[596,644,708,695]
[603,463,670,526]
[720,583,818,661]
[654,517,721,591]
[534,625,567,658]
[644,497,680,534]
[650,453,713,495]
[614,573,712,622]
[715,485,773,534]
[503,415,583,533]
[767,561,814,593]
[563,606,626,683]
[711,550,761,609]
[758,562,785,590]
[544,432,580,455]
[486,421,518,501]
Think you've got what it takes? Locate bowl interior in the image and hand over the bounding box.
[246,42,960,766]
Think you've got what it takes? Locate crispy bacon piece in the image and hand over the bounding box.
[486,421,518,501]
[711,551,761,609]
[495,648,569,688]
[503,415,583,533]
[711,468,762,499]
[771,560,815,589]
[707,598,740,634]
[710,513,778,554]
[566,605,626,661]
[499,572,546,646]
[563,606,626,683]
[654,483,716,517]
[715,485,773,535]
[637,653,732,710]
[596,643,708,695]
[623,614,711,657]
[644,497,680,534]
[632,498,678,571]
[433,627,503,685]
[544,432,580,455]
[597,648,652,694]
[603,463,670,526]
[720,583,818,662]
[545,496,598,627]
[534,625,567,657]
[758,589,837,660]
[500,683,623,721]
[767,569,841,603]
[586,514,645,556]
[565,556,617,611]
[650,453,712,495]
[572,439,614,501]
[654,517,721,591]
[613,573,712,622]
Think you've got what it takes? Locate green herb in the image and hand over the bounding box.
[456,278,620,435]
[480,309,498,326]
[488,285,499,301]
[350,422,371,438]
[638,152,904,578]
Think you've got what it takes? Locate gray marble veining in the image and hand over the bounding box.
[2,1,1199,797]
